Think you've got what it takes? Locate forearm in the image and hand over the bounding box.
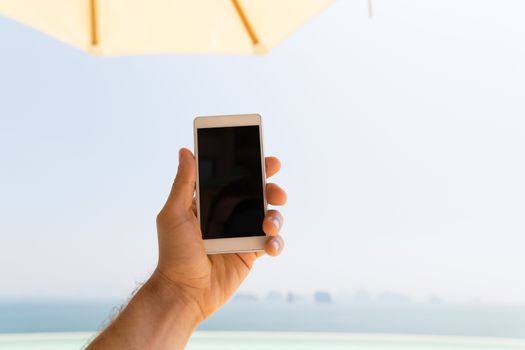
[86,273,203,350]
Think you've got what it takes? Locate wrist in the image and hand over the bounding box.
[87,271,203,350]
[146,270,206,325]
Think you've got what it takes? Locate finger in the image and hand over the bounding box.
[263,210,283,236]
[264,235,285,257]
[164,148,196,212]
[265,157,281,178]
[266,183,287,206]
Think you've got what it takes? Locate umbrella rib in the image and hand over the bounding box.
[90,0,99,46]
[231,0,259,46]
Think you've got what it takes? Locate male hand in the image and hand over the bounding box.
[152,148,287,320]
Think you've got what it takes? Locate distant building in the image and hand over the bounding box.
[233,293,258,302]
[266,291,284,302]
[377,292,411,304]
[314,291,332,304]
[428,295,444,304]
[353,289,371,304]
[286,292,303,304]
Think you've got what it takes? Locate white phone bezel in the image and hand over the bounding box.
[194,114,267,254]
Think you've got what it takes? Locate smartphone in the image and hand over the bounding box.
[194,114,267,254]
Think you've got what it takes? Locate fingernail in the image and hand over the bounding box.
[271,238,281,253]
[269,217,280,231]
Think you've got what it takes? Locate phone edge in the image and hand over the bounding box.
[193,114,267,254]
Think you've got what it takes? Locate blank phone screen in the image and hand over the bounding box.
[197,125,265,239]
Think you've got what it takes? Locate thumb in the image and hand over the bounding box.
[164,148,196,212]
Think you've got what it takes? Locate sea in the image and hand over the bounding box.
[1,300,525,349]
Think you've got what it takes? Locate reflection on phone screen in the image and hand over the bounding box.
[198,126,265,239]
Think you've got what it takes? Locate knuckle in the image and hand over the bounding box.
[267,210,283,222]
[156,211,165,226]
[266,209,278,216]
[156,210,172,227]
[157,206,194,231]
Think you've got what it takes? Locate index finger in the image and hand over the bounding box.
[265,156,281,178]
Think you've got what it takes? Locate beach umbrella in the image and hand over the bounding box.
[0,0,334,56]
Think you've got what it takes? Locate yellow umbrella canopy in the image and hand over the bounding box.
[0,0,333,56]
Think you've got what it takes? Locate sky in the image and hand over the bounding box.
[1,0,525,304]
